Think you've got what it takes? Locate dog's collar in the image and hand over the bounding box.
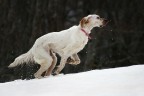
[81,28,91,39]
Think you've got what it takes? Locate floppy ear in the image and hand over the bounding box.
[80,17,89,28]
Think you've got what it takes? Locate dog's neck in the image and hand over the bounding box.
[77,24,94,39]
[78,24,94,34]
[80,28,91,39]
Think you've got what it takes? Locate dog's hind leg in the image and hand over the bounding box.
[45,51,57,76]
[34,56,53,78]
[33,47,53,78]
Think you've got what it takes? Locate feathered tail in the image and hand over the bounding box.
[8,50,34,68]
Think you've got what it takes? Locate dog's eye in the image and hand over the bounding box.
[97,17,100,19]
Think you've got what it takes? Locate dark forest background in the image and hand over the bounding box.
[0,0,144,83]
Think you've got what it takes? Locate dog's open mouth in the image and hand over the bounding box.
[104,20,109,25]
[100,19,110,27]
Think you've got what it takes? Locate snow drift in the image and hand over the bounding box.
[0,65,144,96]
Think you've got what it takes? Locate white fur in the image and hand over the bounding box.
[9,14,106,78]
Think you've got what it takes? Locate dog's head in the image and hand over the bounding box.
[80,14,108,28]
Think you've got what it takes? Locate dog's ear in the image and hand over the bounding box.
[80,17,89,28]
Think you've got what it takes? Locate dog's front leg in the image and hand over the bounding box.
[53,56,68,75]
[67,54,81,65]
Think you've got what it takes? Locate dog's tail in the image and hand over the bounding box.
[8,50,34,68]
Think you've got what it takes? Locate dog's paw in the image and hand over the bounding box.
[52,67,60,76]
[34,74,43,79]
[52,72,58,76]
[52,71,59,76]
[75,60,81,64]
[67,59,80,65]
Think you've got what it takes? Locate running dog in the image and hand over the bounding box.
[9,14,108,78]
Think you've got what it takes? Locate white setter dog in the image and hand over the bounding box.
[9,14,108,78]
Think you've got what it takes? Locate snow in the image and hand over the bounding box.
[0,65,144,96]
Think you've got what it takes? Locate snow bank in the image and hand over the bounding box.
[0,65,144,96]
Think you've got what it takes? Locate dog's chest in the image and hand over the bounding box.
[69,38,88,53]
[75,39,87,48]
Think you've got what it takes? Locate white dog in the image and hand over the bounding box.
[9,14,108,78]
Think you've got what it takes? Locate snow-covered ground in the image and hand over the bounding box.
[0,65,144,96]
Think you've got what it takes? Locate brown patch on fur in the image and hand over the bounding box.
[80,17,89,28]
